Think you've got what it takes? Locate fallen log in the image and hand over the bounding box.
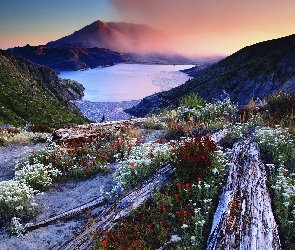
[58,163,173,250]
[207,136,281,249]
[25,196,107,231]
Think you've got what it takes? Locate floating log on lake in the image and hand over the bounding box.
[59,163,173,250]
[207,136,281,249]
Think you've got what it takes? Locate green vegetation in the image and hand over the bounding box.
[1,84,295,247]
[0,49,89,127]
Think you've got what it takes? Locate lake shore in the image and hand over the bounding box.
[73,99,141,122]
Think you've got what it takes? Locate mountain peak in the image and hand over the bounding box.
[89,20,108,29]
[47,21,169,54]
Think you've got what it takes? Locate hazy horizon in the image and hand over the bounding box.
[1,0,295,57]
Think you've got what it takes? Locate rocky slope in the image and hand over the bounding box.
[126,34,295,117]
[0,50,89,127]
[9,45,126,71]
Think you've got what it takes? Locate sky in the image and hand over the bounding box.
[1,0,295,57]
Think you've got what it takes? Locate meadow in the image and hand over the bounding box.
[0,92,295,249]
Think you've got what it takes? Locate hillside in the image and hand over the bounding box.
[9,45,126,71]
[126,34,295,116]
[0,50,90,127]
[1,95,295,249]
[47,20,168,54]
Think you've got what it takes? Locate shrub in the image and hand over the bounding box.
[179,93,206,109]
[265,91,295,124]
[30,124,52,133]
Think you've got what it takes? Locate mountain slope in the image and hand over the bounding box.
[46,20,168,54]
[126,34,295,116]
[9,45,126,71]
[0,50,90,127]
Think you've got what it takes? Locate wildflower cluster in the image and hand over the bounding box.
[255,126,295,249]
[0,180,38,221]
[10,217,26,237]
[255,126,294,168]
[176,99,237,124]
[270,165,295,248]
[15,140,115,186]
[114,138,173,193]
[14,163,62,191]
[164,99,238,139]
[171,135,217,182]
[94,147,229,249]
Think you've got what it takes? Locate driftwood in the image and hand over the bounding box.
[58,164,173,250]
[25,196,107,231]
[207,136,281,249]
[53,119,147,149]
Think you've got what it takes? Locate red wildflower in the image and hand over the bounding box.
[185,183,190,190]
[162,207,166,212]
[175,194,179,200]
[134,226,139,232]
[117,139,124,146]
[176,183,182,189]
[197,177,202,182]
[130,162,135,168]
[149,152,154,158]
[136,137,141,144]
[156,139,161,143]
[162,138,167,143]
[101,239,107,247]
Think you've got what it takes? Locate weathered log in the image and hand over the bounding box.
[25,196,107,231]
[58,164,173,250]
[207,137,281,249]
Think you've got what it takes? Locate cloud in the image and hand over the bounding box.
[109,0,295,56]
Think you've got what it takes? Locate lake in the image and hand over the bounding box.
[59,64,194,102]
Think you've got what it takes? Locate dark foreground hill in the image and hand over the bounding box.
[0,50,90,127]
[126,34,295,116]
[9,45,126,71]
